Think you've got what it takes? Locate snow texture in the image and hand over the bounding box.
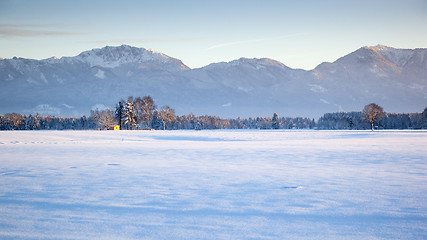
[72,45,190,70]
[0,130,426,239]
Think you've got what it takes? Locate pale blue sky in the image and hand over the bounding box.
[1,0,426,69]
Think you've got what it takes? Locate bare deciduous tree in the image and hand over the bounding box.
[363,103,385,130]
[135,96,156,129]
[4,113,24,130]
[91,109,116,130]
[159,106,176,130]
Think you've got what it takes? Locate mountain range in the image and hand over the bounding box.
[0,44,426,118]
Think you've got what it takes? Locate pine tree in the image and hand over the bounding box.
[123,98,137,130]
[150,110,162,130]
[272,112,280,129]
[25,114,40,130]
[422,106,427,129]
[115,100,124,130]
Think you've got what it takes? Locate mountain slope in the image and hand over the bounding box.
[309,45,427,114]
[0,45,426,118]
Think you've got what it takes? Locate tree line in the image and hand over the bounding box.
[1,97,426,130]
[0,113,94,130]
[318,103,427,130]
[90,96,315,130]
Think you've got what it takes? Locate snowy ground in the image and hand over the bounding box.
[0,130,426,239]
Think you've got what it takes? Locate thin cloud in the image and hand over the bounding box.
[0,23,66,28]
[89,37,207,45]
[205,33,307,51]
[0,24,81,38]
[90,38,166,45]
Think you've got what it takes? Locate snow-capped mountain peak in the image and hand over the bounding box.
[42,56,59,64]
[363,44,414,67]
[233,57,288,67]
[0,44,426,118]
[366,44,393,51]
[204,57,290,71]
[324,44,418,70]
[64,45,190,70]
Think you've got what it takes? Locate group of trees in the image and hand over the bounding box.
[318,103,427,130]
[89,96,315,130]
[164,113,314,130]
[85,101,427,130]
[1,100,426,131]
[0,113,94,130]
[92,96,176,130]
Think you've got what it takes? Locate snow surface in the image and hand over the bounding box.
[72,45,190,70]
[368,45,414,68]
[95,69,105,79]
[0,130,426,239]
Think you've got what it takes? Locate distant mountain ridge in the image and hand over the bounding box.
[0,44,426,118]
[69,45,190,70]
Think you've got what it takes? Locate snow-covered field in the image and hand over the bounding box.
[0,130,426,239]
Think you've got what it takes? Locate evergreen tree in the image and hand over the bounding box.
[150,110,163,130]
[25,114,40,130]
[422,107,427,129]
[188,113,196,129]
[272,112,280,129]
[123,97,138,130]
[115,100,125,129]
[79,115,90,130]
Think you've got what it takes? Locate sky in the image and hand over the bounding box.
[0,0,426,70]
